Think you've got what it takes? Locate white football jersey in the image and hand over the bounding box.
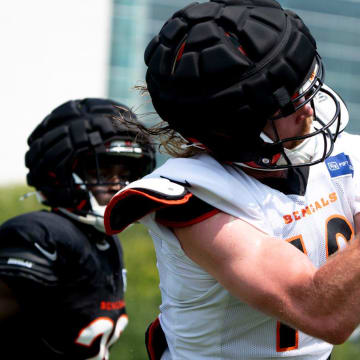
[141,134,360,359]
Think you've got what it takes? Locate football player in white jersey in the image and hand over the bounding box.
[104,1,360,359]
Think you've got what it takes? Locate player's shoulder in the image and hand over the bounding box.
[330,131,360,169]
[0,210,86,251]
[155,154,230,181]
[334,132,360,154]
[105,154,264,235]
[0,210,101,282]
[0,210,77,236]
[105,176,219,234]
[0,210,53,234]
[337,131,360,142]
[340,131,360,154]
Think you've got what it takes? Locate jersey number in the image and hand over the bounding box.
[75,314,128,360]
[276,215,353,352]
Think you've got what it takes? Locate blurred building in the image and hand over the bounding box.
[108,0,360,133]
[108,0,189,113]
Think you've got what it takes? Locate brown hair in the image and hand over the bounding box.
[113,85,206,159]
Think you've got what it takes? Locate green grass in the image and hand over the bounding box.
[111,224,161,359]
[333,341,360,359]
[0,183,44,223]
[1,184,360,359]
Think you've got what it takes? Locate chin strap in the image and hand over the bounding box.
[65,173,107,232]
[234,127,325,172]
[57,207,106,233]
[19,176,108,233]
[19,190,47,203]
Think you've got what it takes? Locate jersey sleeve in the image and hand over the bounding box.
[105,177,220,234]
[0,219,59,287]
[155,194,220,227]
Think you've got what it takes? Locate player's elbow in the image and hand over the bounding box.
[311,318,354,345]
[322,330,351,345]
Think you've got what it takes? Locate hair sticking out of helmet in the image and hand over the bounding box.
[25,98,156,231]
[144,0,343,169]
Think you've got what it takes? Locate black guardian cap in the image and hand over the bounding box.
[145,0,341,168]
[25,98,156,208]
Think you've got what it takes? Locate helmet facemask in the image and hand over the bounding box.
[235,56,345,171]
[25,98,156,233]
[61,138,151,232]
[74,139,146,195]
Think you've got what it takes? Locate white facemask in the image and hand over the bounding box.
[275,83,348,167]
[236,84,347,171]
[314,84,349,134]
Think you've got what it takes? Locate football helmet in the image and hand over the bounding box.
[144,0,344,169]
[25,98,156,231]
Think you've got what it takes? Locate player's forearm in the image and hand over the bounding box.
[223,232,360,344]
[290,235,360,344]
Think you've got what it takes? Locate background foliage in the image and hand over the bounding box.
[1,184,360,359]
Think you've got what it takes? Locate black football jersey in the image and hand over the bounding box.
[0,210,127,359]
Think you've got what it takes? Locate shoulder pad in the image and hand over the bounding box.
[104,178,191,234]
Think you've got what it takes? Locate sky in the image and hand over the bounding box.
[0,0,112,185]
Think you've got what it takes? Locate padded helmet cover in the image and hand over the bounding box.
[145,0,317,162]
[25,98,156,208]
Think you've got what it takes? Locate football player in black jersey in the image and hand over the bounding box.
[0,98,155,359]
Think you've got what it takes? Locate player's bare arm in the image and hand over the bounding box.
[174,211,360,344]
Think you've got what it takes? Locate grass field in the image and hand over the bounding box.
[1,184,360,359]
